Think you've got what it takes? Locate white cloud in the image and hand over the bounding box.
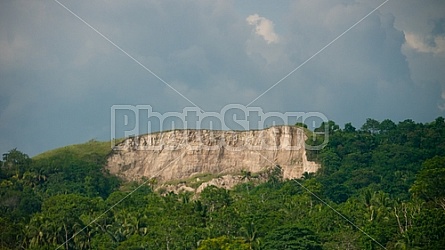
[246,14,279,44]
[404,32,445,54]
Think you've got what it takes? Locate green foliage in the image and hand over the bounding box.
[200,185,232,212]
[1,117,445,249]
[2,148,31,178]
[198,236,249,250]
[33,139,112,163]
[31,140,120,198]
[411,156,445,203]
[262,225,322,250]
[0,141,120,249]
[294,122,308,128]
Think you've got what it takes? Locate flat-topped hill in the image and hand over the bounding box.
[106,126,318,182]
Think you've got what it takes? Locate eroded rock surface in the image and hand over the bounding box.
[106,126,318,182]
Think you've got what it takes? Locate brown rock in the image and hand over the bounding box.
[106,126,319,182]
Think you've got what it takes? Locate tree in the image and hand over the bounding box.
[2,148,31,178]
[198,236,249,250]
[262,224,322,250]
[200,186,232,212]
[361,118,380,134]
[240,170,253,183]
[411,156,445,210]
[266,165,283,188]
[407,206,445,249]
[379,119,396,133]
[27,194,98,249]
[295,122,308,128]
[316,121,339,134]
[343,122,356,133]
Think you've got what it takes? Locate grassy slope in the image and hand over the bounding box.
[32,139,114,161]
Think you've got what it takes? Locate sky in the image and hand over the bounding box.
[1,0,445,156]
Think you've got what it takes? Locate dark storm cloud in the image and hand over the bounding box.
[0,0,444,156]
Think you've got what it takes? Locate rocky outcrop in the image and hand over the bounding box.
[106,126,318,182]
[160,175,249,194]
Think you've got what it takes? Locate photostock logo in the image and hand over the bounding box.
[111,104,329,151]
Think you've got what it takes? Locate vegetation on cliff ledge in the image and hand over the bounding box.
[1,117,445,249]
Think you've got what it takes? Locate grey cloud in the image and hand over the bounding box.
[0,0,444,156]
[250,0,437,126]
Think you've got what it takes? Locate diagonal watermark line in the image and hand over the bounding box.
[54,0,204,112]
[56,147,189,249]
[246,0,390,107]
[255,152,387,249]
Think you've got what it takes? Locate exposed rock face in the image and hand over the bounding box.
[160,175,247,194]
[195,175,250,193]
[106,126,318,182]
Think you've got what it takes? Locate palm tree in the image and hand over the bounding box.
[241,170,252,181]
[241,221,258,250]
[301,172,314,180]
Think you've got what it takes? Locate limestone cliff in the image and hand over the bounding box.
[106,126,319,183]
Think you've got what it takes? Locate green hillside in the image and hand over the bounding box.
[33,139,113,162]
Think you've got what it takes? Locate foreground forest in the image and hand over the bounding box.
[1,118,444,249]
